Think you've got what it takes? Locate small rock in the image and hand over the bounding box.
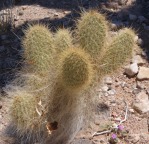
[133,91,149,113]
[134,35,139,42]
[121,82,126,88]
[107,89,116,95]
[129,14,137,21]
[132,88,141,95]
[137,38,143,46]
[114,117,121,122]
[64,11,70,15]
[104,77,112,85]
[54,13,59,16]
[101,85,109,92]
[104,92,109,97]
[137,67,149,80]
[141,51,147,57]
[125,63,138,77]
[129,108,135,113]
[136,81,144,89]
[94,117,100,125]
[0,105,2,109]
[110,23,117,30]
[132,55,145,65]
[136,91,148,101]
[14,15,19,21]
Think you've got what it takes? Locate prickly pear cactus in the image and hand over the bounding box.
[59,48,93,91]
[22,24,55,75]
[99,28,135,75]
[77,10,107,57]
[54,29,73,53]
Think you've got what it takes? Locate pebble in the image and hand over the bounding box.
[132,55,145,65]
[101,85,109,92]
[133,91,149,113]
[137,67,149,80]
[125,63,138,77]
[129,108,135,113]
[136,81,144,89]
[54,13,59,16]
[132,88,141,95]
[137,38,143,46]
[121,82,127,88]
[104,77,112,85]
[134,35,139,42]
[107,89,116,95]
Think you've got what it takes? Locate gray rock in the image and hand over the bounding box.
[125,63,138,76]
[107,89,116,95]
[136,81,144,89]
[121,82,127,88]
[111,21,123,30]
[136,91,148,101]
[132,88,141,95]
[104,77,112,85]
[104,92,109,97]
[101,85,109,92]
[132,55,145,65]
[133,91,149,113]
[137,38,143,46]
[129,14,137,21]
[137,67,149,80]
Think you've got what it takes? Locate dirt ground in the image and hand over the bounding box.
[1,0,149,144]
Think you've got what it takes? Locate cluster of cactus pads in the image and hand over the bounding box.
[10,10,136,144]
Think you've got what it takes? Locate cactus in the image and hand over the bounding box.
[54,29,73,53]
[11,92,43,133]
[8,11,138,144]
[59,48,93,91]
[77,10,107,57]
[22,24,55,75]
[99,28,135,75]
